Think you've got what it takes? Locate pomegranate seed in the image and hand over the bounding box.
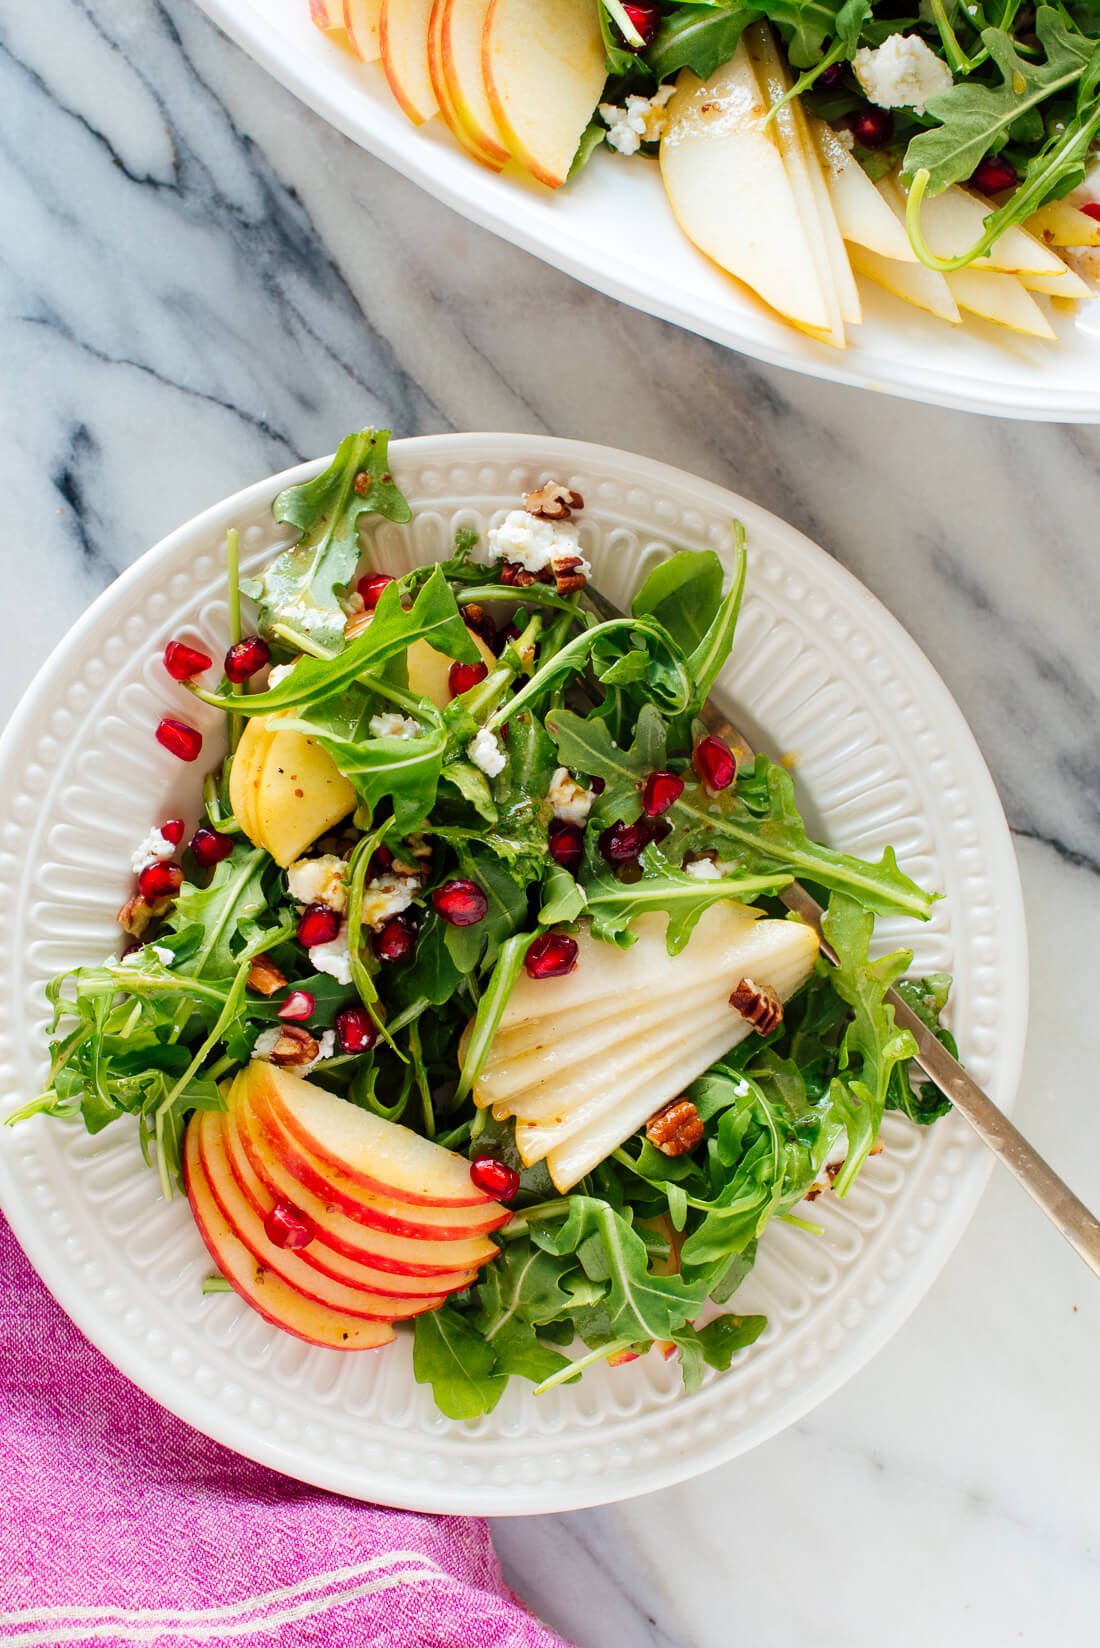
[335,1004,378,1054]
[263,1201,316,1250]
[548,818,585,873]
[277,990,315,1022]
[469,1157,520,1200]
[160,818,185,846]
[156,717,203,762]
[970,154,1017,193]
[599,820,652,865]
[850,106,893,149]
[373,912,419,962]
[137,860,183,900]
[1081,202,1100,223]
[163,640,212,681]
[590,776,606,795]
[368,844,394,877]
[432,879,488,926]
[357,572,395,610]
[817,60,846,88]
[189,825,234,868]
[448,659,489,697]
[693,735,736,793]
[621,0,660,47]
[525,931,579,979]
[641,770,684,818]
[297,903,342,947]
[224,636,271,683]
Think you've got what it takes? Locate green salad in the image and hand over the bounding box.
[13,429,955,1418]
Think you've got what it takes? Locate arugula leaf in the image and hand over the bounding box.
[454,931,537,1103]
[889,974,955,1124]
[584,846,790,951]
[820,894,918,1193]
[412,1304,507,1419]
[247,430,411,653]
[905,9,1098,193]
[164,847,271,980]
[672,1312,767,1389]
[647,4,751,82]
[286,701,448,834]
[193,569,478,717]
[630,525,747,708]
[546,702,668,825]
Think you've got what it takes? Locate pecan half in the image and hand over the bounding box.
[730,977,783,1036]
[497,558,545,589]
[268,1024,320,1067]
[117,893,168,937]
[646,1097,704,1157]
[462,602,495,644]
[552,555,587,596]
[247,955,287,996]
[523,481,585,521]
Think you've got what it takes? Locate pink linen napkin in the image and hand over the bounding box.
[0,1215,572,1648]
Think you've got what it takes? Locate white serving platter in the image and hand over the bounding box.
[0,433,1026,1512]
[191,0,1100,421]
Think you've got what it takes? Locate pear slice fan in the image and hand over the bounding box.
[471,902,820,1192]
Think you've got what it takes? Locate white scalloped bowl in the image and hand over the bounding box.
[190,0,1100,422]
[0,435,1026,1512]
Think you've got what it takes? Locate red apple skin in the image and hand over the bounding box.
[342,0,381,59]
[311,0,341,28]
[233,1103,499,1276]
[251,1062,496,1209]
[222,1108,477,1299]
[198,1115,446,1322]
[607,1348,641,1366]
[379,0,438,126]
[433,0,507,169]
[252,1088,509,1237]
[184,1121,394,1351]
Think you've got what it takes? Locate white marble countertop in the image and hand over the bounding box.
[4,2,1099,1642]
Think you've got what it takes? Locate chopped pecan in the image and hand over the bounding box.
[462,601,495,644]
[247,954,287,996]
[116,893,169,937]
[522,481,584,521]
[353,470,372,496]
[267,1024,319,1067]
[730,977,783,1036]
[552,555,587,596]
[646,1097,704,1157]
[497,559,544,589]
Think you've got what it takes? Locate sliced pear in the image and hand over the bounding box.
[896,177,1072,276]
[661,48,833,336]
[810,119,916,263]
[343,0,382,59]
[1024,199,1100,249]
[1020,266,1092,301]
[483,0,605,189]
[944,268,1056,339]
[744,24,851,342]
[850,242,962,323]
[474,903,819,1191]
[379,0,439,124]
[230,715,355,867]
[345,613,497,709]
[439,0,510,167]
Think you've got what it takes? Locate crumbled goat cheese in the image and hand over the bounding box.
[836,126,856,152]
[486,511,591,578]
[548,766,595,825]
[469,727,507,778]
[130,828,176,874]
[853,34,953,115]
[286,854,348,912]
[251,1027,283,1060]
[685,858,723,881]
[599,85,676,156]
[266,662,295,688]
[309,929,354,986]
[360,874,419,931]
[118,944,174,968]
[314,1030,336,1064]
[369,711,422,740]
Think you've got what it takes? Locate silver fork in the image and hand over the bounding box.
[582,580,1100,1278]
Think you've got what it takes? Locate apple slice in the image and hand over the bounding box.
[379,0,439,124]
[943,268,1056,339]
[745,23,852,342]
[233,1101,500,1273]
[185,1121,395,1351]
[223,1107,477,1296]
[343,0,382,58]
[810,119,916,263]
[661,50,833,336]
[312,0,345,30]
[483,0,605,189]
[236,1061,504,1211]
[1025,199,1100,248]
[440,0,510,167]
[197,1113,447,1320]
[428,0,500,166]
